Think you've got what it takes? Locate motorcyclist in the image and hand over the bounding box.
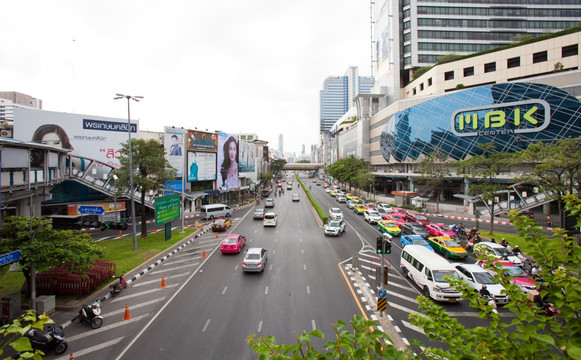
[500,238,509,247]
[479,285,498,313]
[512,245,522,256]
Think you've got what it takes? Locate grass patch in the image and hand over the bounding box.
[0,228,197,298]
[297,176,328,224]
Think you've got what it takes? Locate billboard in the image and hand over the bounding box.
[188,152,217,181]
[187,130,218,152]
[217,132,238,190]
[155,194,181,227]
[263,146,269,162]
[13,107,138,169]
[239,141,256,173]
[164,127,185,177]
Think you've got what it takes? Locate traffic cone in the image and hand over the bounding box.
[202,249,206,258]
[154,226,157,233]
[160,275,167,288]
[123,304,132,320]
[118,230,123,238]
[185,222,189,228]
[69,354,74,360]
[216,233,219,239]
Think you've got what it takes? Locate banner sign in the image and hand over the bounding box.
[155,194,181,226]
[187,130,218,152]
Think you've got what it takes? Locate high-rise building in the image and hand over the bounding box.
[319,66,374,134]
[373,0,581,108]
[278,134,283,157]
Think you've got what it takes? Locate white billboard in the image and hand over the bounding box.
[188,151,216,181]
[13,107,138,169]
[164,127,185,177]
[239,141,256,173]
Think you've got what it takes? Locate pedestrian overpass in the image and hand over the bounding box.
[282,163,323,171]
[0,138,156,218]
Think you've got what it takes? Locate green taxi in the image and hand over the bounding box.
[377,220,401,236]
[427,236,468,259]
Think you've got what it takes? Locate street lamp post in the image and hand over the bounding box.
[114,94,142,251]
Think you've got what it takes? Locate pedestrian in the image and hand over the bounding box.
[529,212,535,220]
[490,238,497,243]
[546,215,551,227]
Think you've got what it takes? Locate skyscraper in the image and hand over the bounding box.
[373,0,581,107]
[319,66,374,134]
[278,134,283,157]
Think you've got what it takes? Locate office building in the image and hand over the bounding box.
[373,0,581,108]
[319,66,374,134]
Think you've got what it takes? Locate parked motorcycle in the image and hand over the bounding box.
[109,274,127,297]
[78,300,103,329]
[24,325,68,355]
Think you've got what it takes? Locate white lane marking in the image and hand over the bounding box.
[202,319,211,332]
[273,249,276,255]
[257,320,263,332]
[303,264,307,271]
[265,286,269,295]
[401,320,425,335]
[54,337,125,360]
[222,286,228,295]
[110,283,179,303]
[67,314,148,342]
[306,286,310,294]
[235,265,239,271]
[311,320,316,330]
[385,290,419,303]
[387,301,425,316]
[301,249,304,254]
[103,298,166,318]
[151,263,200,274]
[163,257,202,266]
[132,272,189,287]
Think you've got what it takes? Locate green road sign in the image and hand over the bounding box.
[155,194,181,227]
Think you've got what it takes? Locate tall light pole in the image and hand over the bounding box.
[114,93,142,250]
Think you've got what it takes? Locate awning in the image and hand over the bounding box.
[186,192,208,201]
[412,196,430,202]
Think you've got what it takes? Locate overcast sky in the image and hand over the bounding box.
[1,0,372,156]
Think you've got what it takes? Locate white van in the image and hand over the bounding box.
[200,204,232,220]
[400,245,463,302]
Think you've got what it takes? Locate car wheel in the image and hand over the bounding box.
[226,213,230,217]
[209,215,214,220]
[445,252,450,259]
[402,267,409,278]
[423,285,431,298]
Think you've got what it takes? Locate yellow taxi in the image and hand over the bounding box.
[351,196,362,204]
[377,220,401,236]
[353,204,366,215]
[345,193,353,200]
[330,190,337,197]
[427,236,468,259]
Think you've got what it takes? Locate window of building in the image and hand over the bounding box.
[507,57,521,68]
[428,78,432,86]
[413,88,417,95]
[420,83,424,91]
[484,62,496,73]
[463,66,474,77]
[444,71,454,81]
[562,44,578,58]
[533,51,547,64]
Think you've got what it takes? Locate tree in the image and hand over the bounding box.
[112,138,177,238]
[456,143,514,234]
[270,159,288,177]
[328,156,370,194]
[259,172,273,186]
[0,216,106,297]
[0,310,54,359]
[416,149,450,213]
[515,138,581,224]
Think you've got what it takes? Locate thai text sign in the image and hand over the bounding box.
[155,194,181,226]
[451,99,550,137]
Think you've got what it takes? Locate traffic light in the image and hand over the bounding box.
[384,240,392,254]
[376,237,383,254]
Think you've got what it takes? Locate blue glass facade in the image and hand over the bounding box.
[380,83,581,162]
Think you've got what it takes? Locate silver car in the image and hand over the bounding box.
[324,219,346,236]
[253,208,265,219]
[364,210,382,224]
[346,200,356,209]
[242,248,268,272]
[336,195,347,203]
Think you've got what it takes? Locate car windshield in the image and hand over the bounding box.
[411,224,425,230]
[503,266,527,277]
[369,211,379,216]
[412,239,430,246]
[494,247,512,257]
[433,270,459,282]
[331,209,341,214]
[415,215,427,220]
[391,215,404,220]
[377,208,387,214]
[246,254,260,260]
[329,221,341,227]
[473,272,497,284]
[255,209,264,213]
[215,220,225,224]
[223,238,237,244]
[444,240,461,247]
[439,225,452,231]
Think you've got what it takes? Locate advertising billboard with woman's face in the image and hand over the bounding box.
[13,107,138,169]
[217,132,239,190]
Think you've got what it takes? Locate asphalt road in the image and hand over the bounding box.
[56,178,364,359]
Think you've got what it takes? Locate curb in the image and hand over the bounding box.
[422,212,554,231]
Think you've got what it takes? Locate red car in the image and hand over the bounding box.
[405,212,430,226]
[425,223,457,238]
[390,208,407,217]
[477,260,537,294]
[220,234,246,254]
[363,203,376,210]
[386,214,406,226]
